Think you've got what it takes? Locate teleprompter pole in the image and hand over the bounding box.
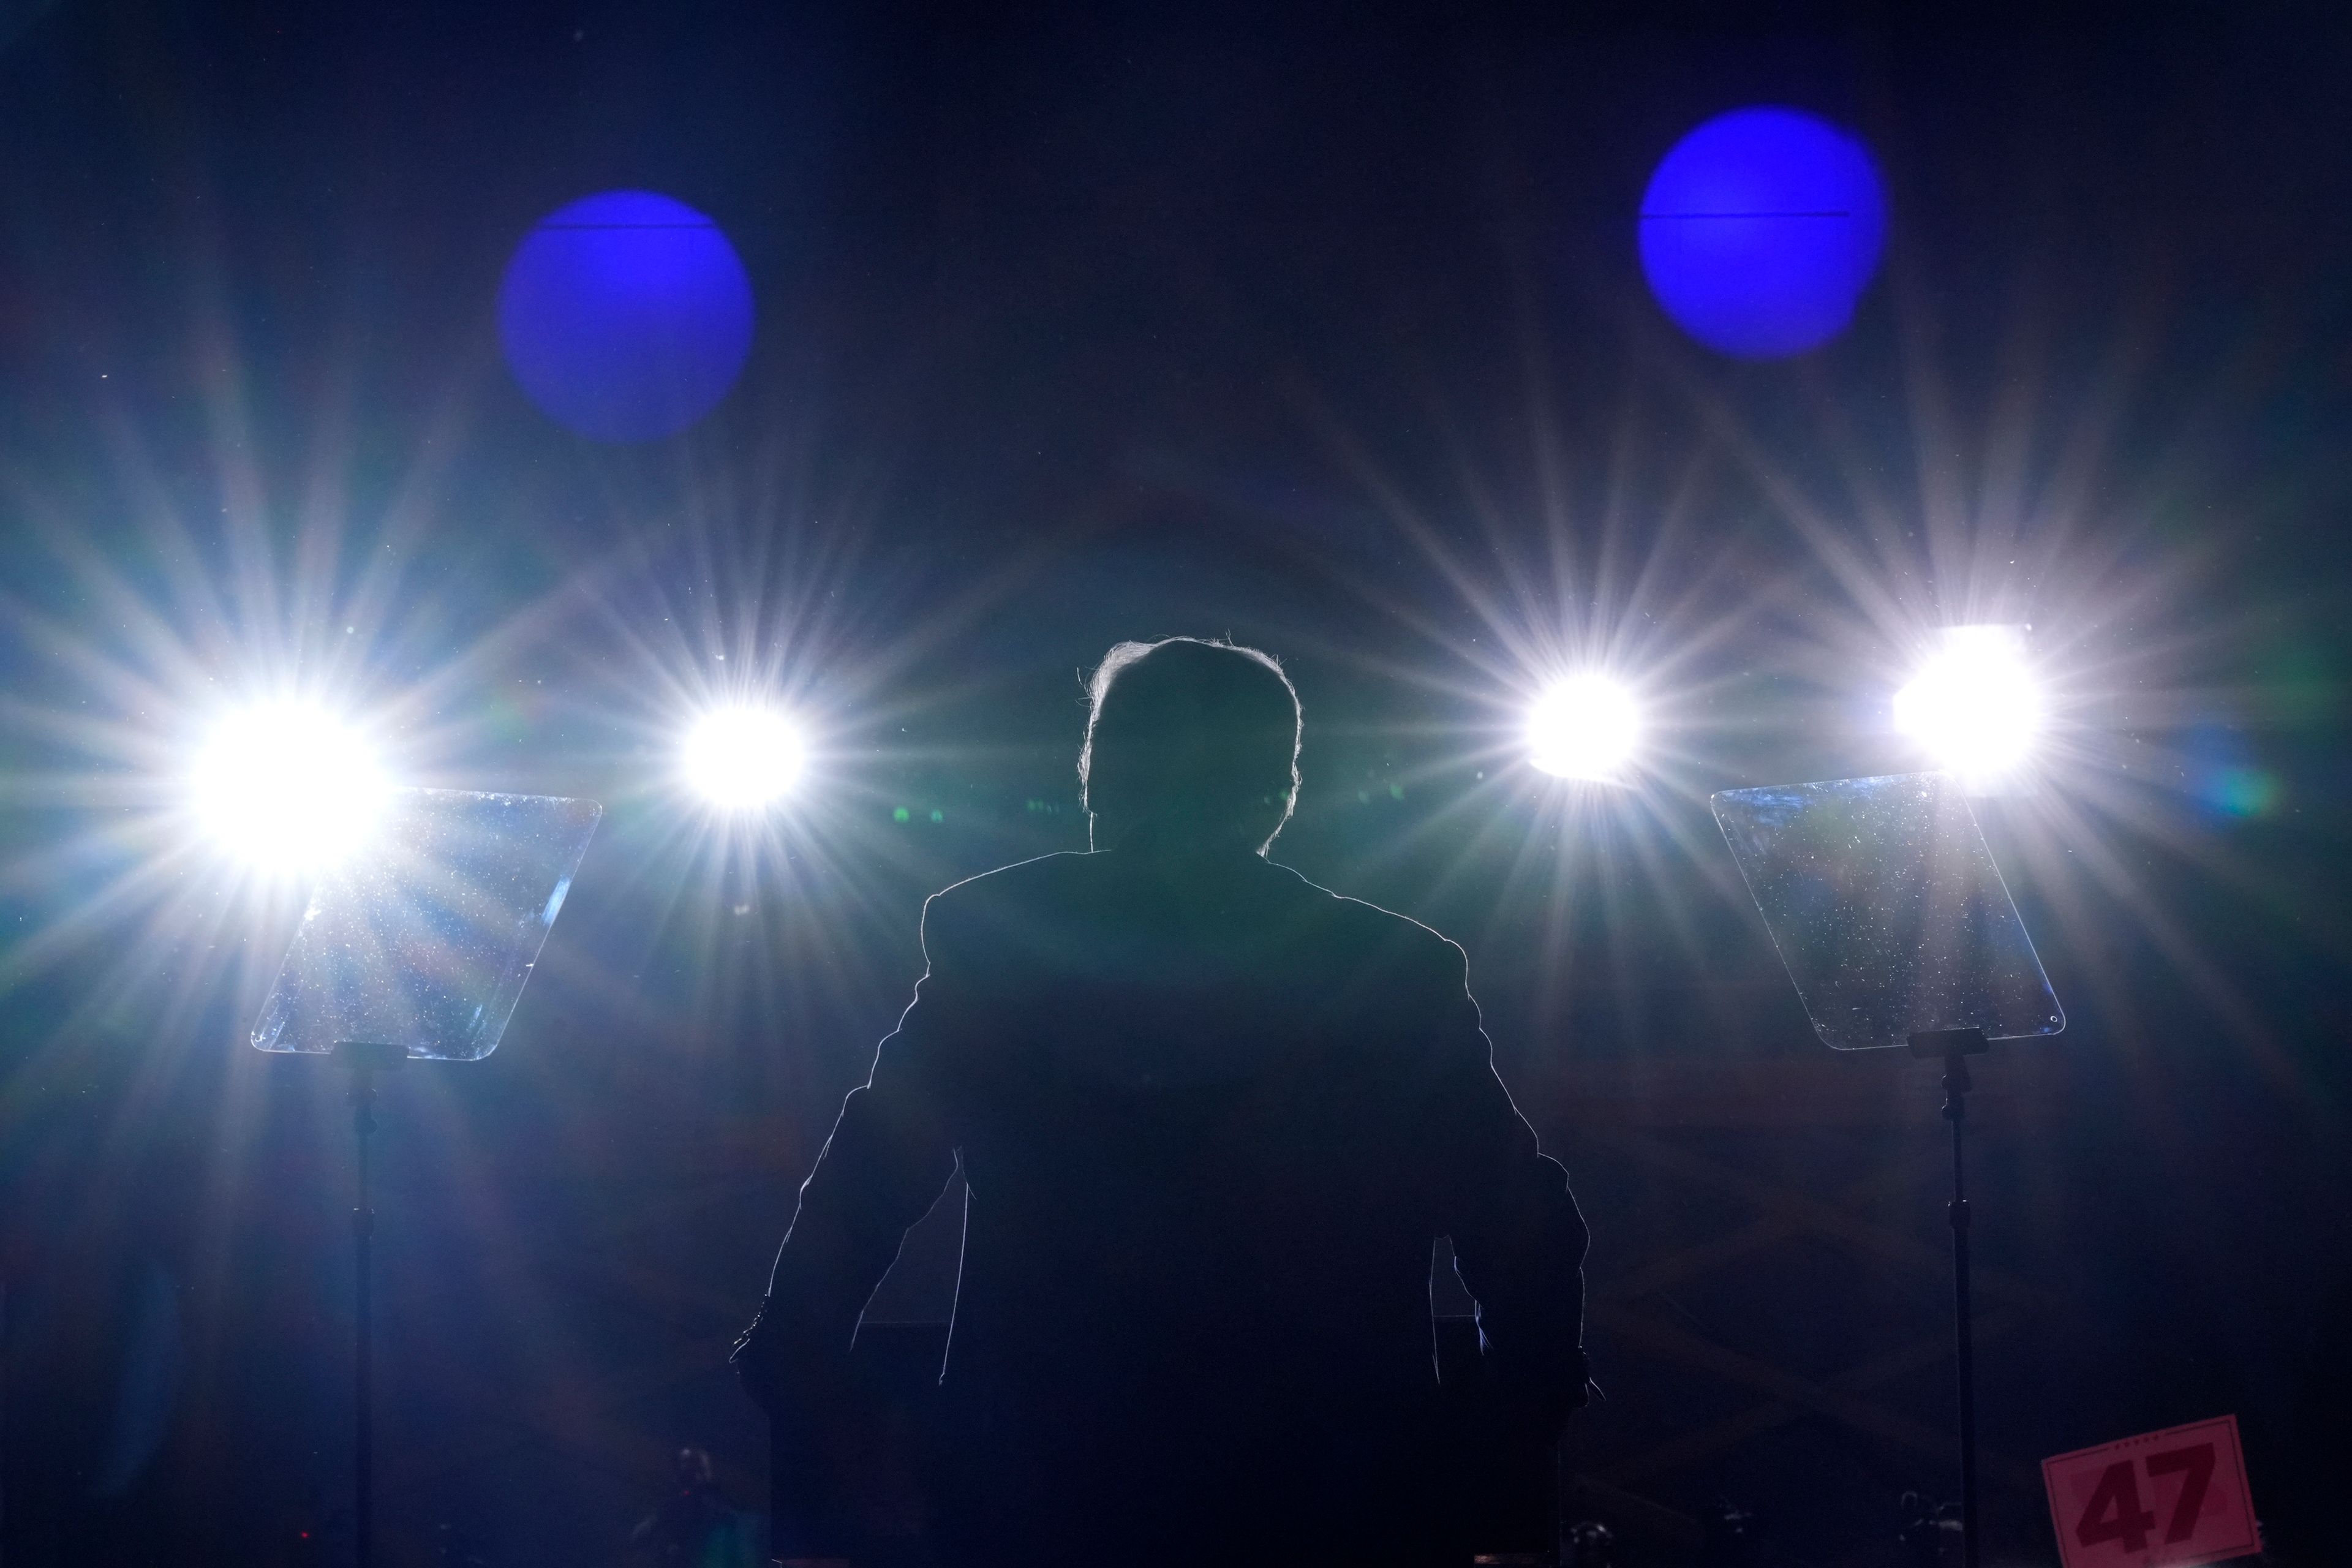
[333,1042,404,1568]
[1909,1027,1989,1568]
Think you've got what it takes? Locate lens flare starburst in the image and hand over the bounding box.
[192,701,393,873]
[682,706,806,809]
[1893,626,2043,787]
[1527,676,1642,782]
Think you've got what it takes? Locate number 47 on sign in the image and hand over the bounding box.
[2043,1415,2259,1568]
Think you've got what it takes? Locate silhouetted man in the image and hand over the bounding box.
[736,637,1588,1567]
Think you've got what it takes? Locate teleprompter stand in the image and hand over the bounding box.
[1907,1025,1989,1568]
[332,1041,405,1568]
[1713,774,2063,1568]
[251,792,603,1566]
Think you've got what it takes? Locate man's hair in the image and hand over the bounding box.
[1079,638,1302,853]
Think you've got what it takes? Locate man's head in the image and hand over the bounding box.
[1080,638,1302,855]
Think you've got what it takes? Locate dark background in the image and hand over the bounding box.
[2,1,2348,1564]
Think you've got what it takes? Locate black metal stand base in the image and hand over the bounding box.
[331,1042,404,1568]
[1907,1027,1988,1568]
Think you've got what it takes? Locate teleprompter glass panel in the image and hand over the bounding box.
[1711,772,2062,1051]
[252,790,601,1061]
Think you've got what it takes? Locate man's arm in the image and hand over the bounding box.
[1422,938,1590,1435]
[734,894,965,1410]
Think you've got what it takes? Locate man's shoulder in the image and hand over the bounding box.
[919,852,1096,952]
[928,850,1096,909]
[1265,864,1470,989]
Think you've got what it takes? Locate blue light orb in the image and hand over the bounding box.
[1638,107,1886,359]
[498,190,755,442]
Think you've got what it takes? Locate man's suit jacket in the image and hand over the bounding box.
[739,848,1588,1567]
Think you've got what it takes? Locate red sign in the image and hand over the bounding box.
[2043,1415,2258,1568]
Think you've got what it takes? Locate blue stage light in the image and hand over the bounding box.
[498,190,755,442]
[1639,107,1886,359]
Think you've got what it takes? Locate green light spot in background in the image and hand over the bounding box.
[929,809,944,823]
[1389,783,1404,801]
[2212,767,2281,818]
[892,806,910,823]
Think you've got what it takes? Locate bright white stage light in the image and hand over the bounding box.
[684,706,805,809]
[193,701,392,873]
[1527,675,1641,780]
[1894,625,2042,782]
